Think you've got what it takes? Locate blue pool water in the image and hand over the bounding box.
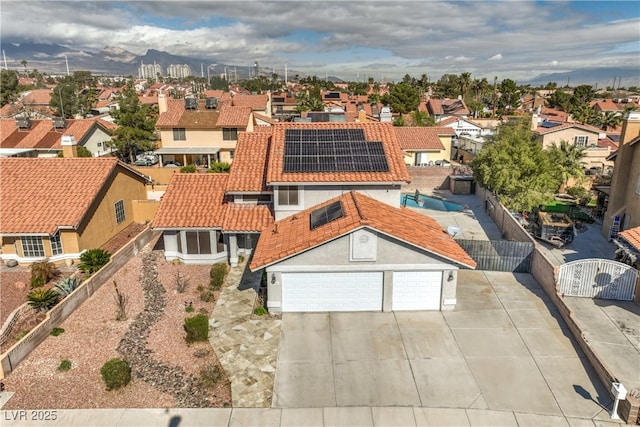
[401,194,464,212]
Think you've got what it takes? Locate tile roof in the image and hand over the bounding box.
[0,118,117,150]
[394,127,452,150]
[620,227,640,252]
[427,98,470,116]
[155,98,186,127]
[153,173,230,229]
[254,113,276,125]
[0,158,131,235]
[222,204,274,232]
[266,122,410,184]
[591,99,621,112]
[232,94,268,110]
[249,191,477,271]
[152,173,274,232]
[216,106,252,128]
[21,89,52,105]
[226,132,271,193]
[535,121,601,135]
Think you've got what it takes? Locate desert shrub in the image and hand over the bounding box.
[15,330,30,341]
[112,281,128,321]
[253,306,268,316]
[179,164,197,173]
[78,248,111,275]
[27,288,58,311]
[58,360,72,372]
[50,327,65,336]
[208,162,231,173]
[209,263,228,290]
[30,260,58,287]
[175,272,190,293]
[199,289,215,302]
[184,313,209,343]
[185,301,194,312]
[100,358,131,391]
[199,364,223,388]
[54,275,81,297]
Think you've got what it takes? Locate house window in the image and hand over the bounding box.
[97,142,102,147]
[223,128,238,141]
[184,231,212,255]
[573,135,588,148]
[278,186,299,206]
[114,199,126,225]
[173,128,186,141]
[22,236,45,257]
[229,150,235,160]
[50,231,63,256]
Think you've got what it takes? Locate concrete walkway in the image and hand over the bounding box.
[209,260,281,407]
[0,406,628,426]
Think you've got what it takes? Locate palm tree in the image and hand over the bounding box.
[596,111,622,131]
[548,140,586,189]
[20,60,27,76]
[459,72,472,99]
[571,105,596,125]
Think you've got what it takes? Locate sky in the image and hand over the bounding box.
[1,0,639,82]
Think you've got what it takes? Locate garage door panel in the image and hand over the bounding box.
[393,271,442,311]
[282,272,383,312]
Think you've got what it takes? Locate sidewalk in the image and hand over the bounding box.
[0,406,627,426]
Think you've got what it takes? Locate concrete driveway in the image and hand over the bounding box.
[273,270,613,420]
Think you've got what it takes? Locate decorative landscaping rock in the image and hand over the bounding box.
[5,259,18,268]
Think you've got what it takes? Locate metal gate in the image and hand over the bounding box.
[558,259,638,300]
[455,240,533,273]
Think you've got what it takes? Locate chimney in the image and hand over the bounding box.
[531,113,540,131]
[61,134,78,158]
[158,93,168,114]
[620,111,640,145]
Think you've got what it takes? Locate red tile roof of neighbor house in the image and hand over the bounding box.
[216,106,252,127]
[156,98,186,127]
[152,173,274,232]
[231,94,268,110]
[226,132,271,193]
[427,98,470,116]
[0,158,133,235]
[249,191,477,271]
[620,227,640,252]
[254,112,277,125]
[266,122,411,184]
[591,99,621,112]
[535,121,601,135]
[394,127,452,150]
[21,89,52,105]
[0,118,117,150]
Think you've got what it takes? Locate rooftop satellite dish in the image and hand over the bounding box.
[447,226,462,237]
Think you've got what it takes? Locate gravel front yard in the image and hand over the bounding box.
[1,237,231,409]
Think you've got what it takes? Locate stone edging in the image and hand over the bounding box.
[0,305,31,347]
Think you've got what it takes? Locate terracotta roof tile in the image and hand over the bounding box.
[535,121,601,135]
[620,227,640,252]
[156,98,187,127]
[222,204,274,232]
[394,127,452,150]
[216,106,252,127]
[266,122,410,184]
[0,158,123,235]
[153,173,230,229]
[226,132,271,193]
[21,89,52,105]
[250,191,476,270]
[1,118,117,150]
[232,94,268,110]
[254,113,276,125]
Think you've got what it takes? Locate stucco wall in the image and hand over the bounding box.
[132,200,160,223]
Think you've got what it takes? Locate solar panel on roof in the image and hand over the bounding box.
[310,201,345,230]
[283,128,389,173]
[540,121,562,128]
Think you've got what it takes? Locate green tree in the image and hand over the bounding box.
[547,140,586,188]
[410,110,435,126]
[20,60,27,76]
[459,72,472,100]
[433,74,461,98]
[546,89,573,112]
[0,69,20,106]
[572,84,596,105]
[571,104,596,125]
[381,82,419,114]
[49,83,79,118]
[498,78,520,113]
[109,83,158,162]
[596,111,622,131]
[471,120,561,212]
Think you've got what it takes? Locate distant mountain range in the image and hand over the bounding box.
[1,42,638,88]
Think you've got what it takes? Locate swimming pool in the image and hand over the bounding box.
[401,193,465,212]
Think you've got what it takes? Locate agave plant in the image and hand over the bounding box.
[27,288,59,312]
[78,249,111,275]
[54,275,81,297]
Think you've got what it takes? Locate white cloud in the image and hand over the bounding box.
[489,54,502,61]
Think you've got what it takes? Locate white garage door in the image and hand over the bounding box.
[392,271,442,310]
[281,272,383,312]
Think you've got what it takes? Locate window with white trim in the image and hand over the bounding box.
[50,231,63,256]
[173,128,186,141]
[184,231,212,255]
[114,199,126,225]
[573,135,588,148]
[22,236,45,257]
[278,185,299,206]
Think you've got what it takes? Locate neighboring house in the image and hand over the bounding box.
[394,126,454,166]
[155,94,254,166]
[249,191,477,313]
[0,117,118,158]
[231,93,270,116]
[616,226,640,269]
[0,157,149,265]
[531,115,614,169]
[270,92,298,121]
[590,99,622,114]
[20,89,54,117]
[152,173,273,265]
[602,111,640,236]
[425,98,469,122]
